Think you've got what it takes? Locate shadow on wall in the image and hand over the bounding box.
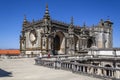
[0,68,12,77]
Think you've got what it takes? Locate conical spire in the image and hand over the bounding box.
[43,4,50,20]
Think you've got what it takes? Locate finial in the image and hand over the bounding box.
[71,16,74,25]
[43,3,50,20]
[24,15,27,22]
[46,3,48,8]
[45,3,48,13]
[83,22,86,28]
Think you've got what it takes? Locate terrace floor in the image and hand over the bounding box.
[0,58,102,80]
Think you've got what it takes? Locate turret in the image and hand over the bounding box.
[95,19,113,48]
[104,19,113,27]
[104,19,113,48]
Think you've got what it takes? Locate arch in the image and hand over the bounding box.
[87,38,93,48]
[54,35,60,50]
[117,64,120,67]
[55,31,65,45]
[53,31,65,54]
[105,64,112,67]
[105,64,112,76]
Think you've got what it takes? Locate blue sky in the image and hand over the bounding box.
[0,0,120,49]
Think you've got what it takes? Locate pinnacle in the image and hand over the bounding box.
[43,4,50,20]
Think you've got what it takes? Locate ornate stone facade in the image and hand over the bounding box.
[20,5,113,57]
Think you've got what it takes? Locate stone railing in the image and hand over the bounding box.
[35,58,54,68]
[35,57,120,80]
[61,61,120,79]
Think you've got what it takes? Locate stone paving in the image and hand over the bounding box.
[0,58,102,80]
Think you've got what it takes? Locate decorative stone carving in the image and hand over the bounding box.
[29,30,37,45]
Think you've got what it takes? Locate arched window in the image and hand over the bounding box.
[87,38,93,48]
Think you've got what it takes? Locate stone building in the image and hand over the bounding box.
[20,5,113,57]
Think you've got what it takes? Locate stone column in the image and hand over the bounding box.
[90,67,93,74]
[87,66,90,74]
[72,64,76,72]
[48,36,50,48]
[76,65,79,72]
[103,69,106,76]
[97,68,102,76]
[115,71,120,79]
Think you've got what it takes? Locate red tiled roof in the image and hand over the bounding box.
[0,50,20,55]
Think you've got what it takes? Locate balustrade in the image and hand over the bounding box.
[35,58,120,80]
